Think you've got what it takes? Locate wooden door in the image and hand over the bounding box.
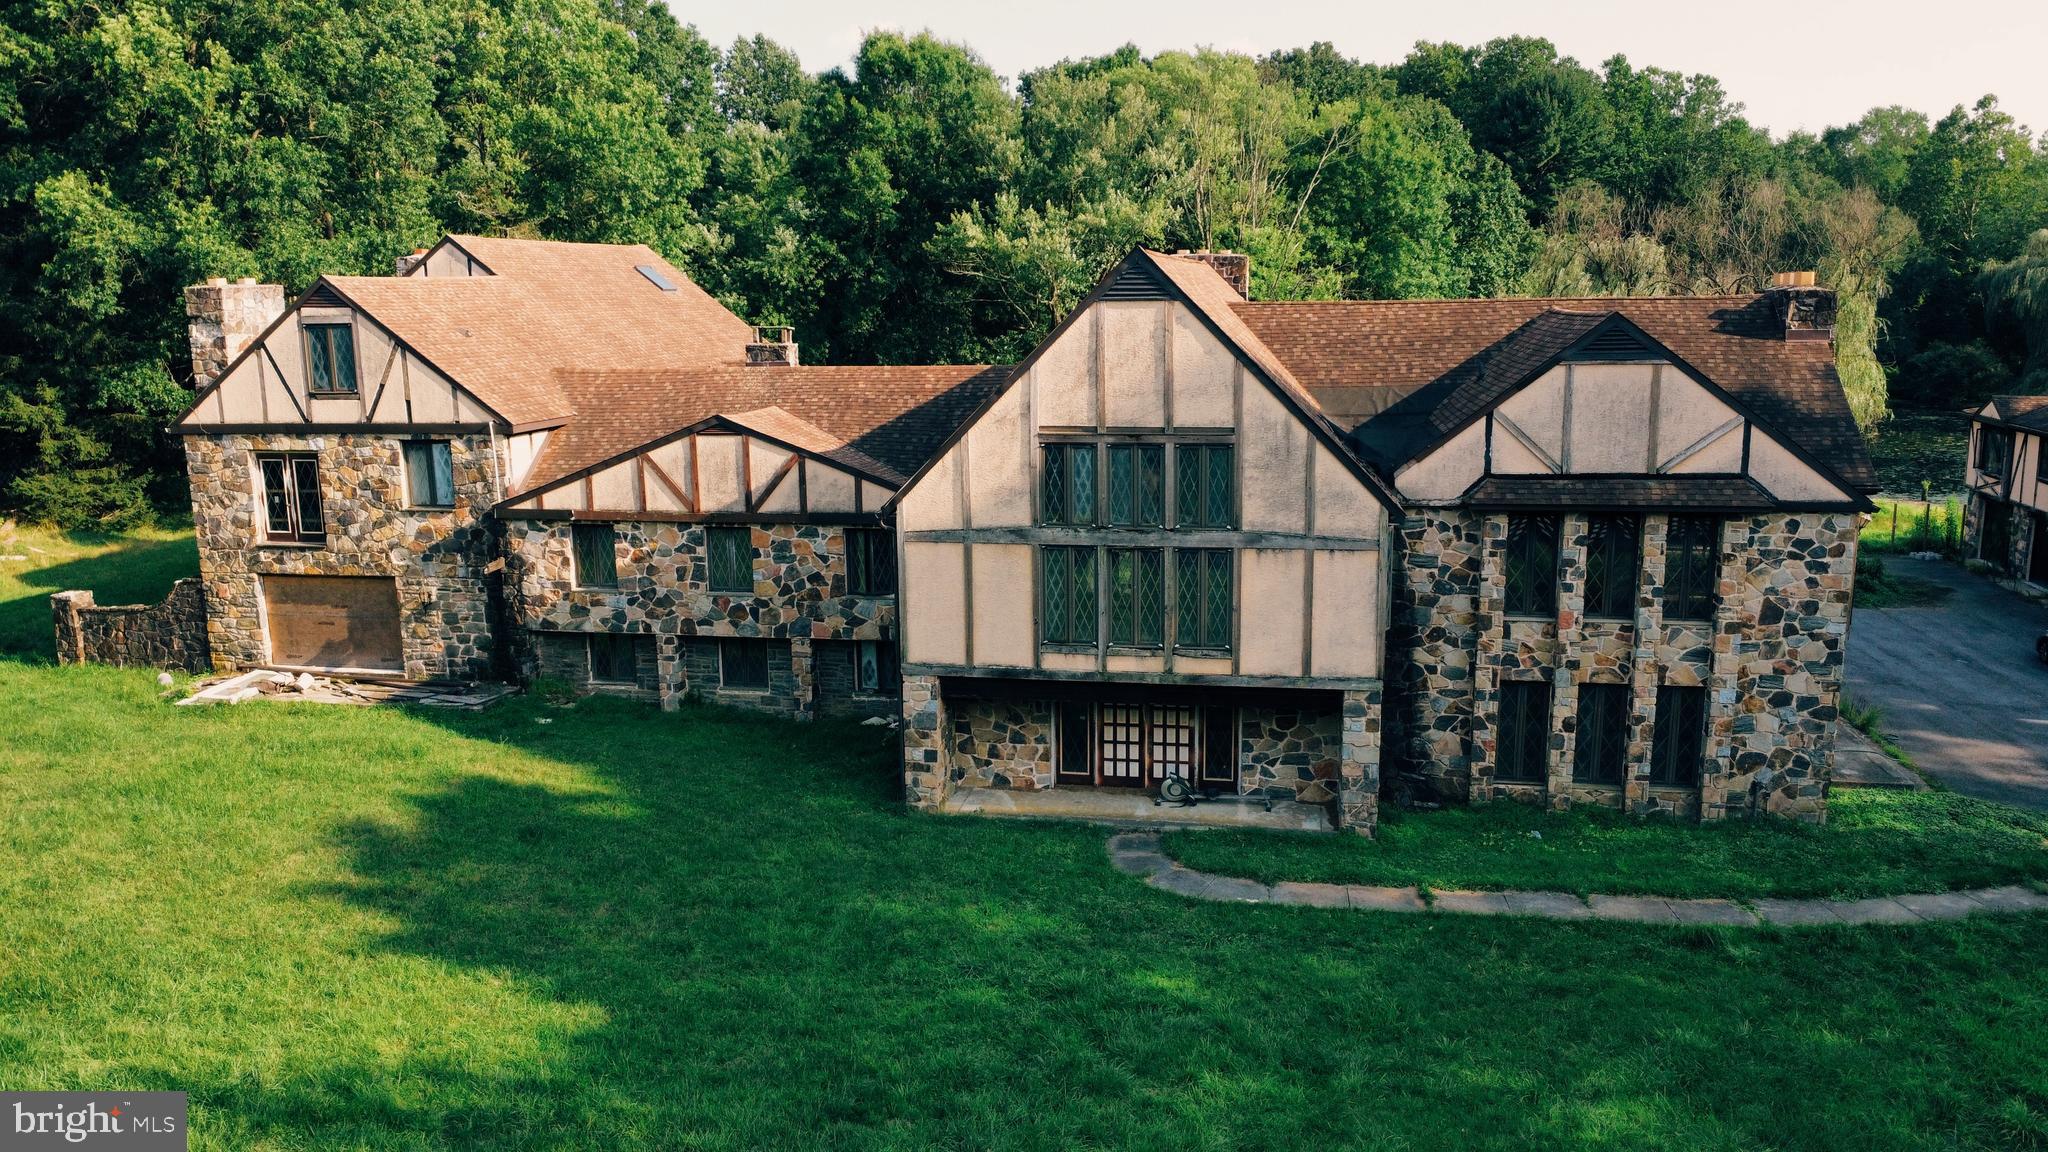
[263,575,402,672]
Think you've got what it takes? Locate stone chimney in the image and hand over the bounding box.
[746,325,799,367]
[184,276,286,387]
[1174,250,1251,299]
[395,247,429,276]
[1768,272,1836,343]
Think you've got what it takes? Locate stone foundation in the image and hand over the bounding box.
[902,675,948,809]
[50,579,211,672]
[947,698,1054,790]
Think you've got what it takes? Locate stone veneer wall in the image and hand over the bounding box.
[1966,492,2034,576]
[51,579,212,672]
[184,433,499,681]
[1387,509,1857,823]
[1239,704,1341,798]
[946,698,1054,790]
[501,519,893,717]
[814,639,898,720]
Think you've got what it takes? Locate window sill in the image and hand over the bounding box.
[717,685,771,695]
[1173,647,1232,658]
[1040,643,1096,654]
[1582,615,1634,625]
[258,539,327,550]
[1105,645,1166,656]
[409,504,456,513]
[1502,613,1556,624]
[306,391,360,400]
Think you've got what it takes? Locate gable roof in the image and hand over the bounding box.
[1235,293,1877,492]
[512,364,1011,496]
[1982,395,2048,433]
[1463,474,1794,512]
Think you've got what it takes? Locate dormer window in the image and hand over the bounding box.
[305,323,358,395]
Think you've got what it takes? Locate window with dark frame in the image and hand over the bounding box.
[1503,515,1560,617]
[256,453,325,543]
[1496,681,1551,783]
[853,639,898,695]
[1572,683,1630,785]
[304,323,359,394]
[1040,443,1097,526]
[846,527,895,596]
[572,524,618,588]
[587,633,640,684]
[1664,515,1721,621]
[1106,547,1165,647]
[707,526,753,593]
[1174,548,1232,650]
[1174,444,1235,528]
[720,639,770,690]
[1106,444,1165,527]
[1040,546,1098,645]
[1650,685,1707,787]
[1583,514,1640,619]
[1976,427,2013,478]
[404,441,455,508]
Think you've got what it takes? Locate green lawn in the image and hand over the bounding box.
[0,522,198,657]
[1165,792,2048,899]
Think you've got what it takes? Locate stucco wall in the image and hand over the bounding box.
[184,303,490,427]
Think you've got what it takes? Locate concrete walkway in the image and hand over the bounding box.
[1107,832,2048,926]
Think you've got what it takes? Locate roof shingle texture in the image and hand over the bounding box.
[1989,395,2048,432]
[1463,474,1788,510]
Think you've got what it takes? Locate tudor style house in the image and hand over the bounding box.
[1962,396,2048,584]
[165,236,1873,836]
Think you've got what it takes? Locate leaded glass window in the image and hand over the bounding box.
[1040,546,1098,645]
[1584,514,1640,619]
[1496,681,1551,783]
[1107,547,1164,646]
[1107,445,1164,527]
[846,528,895,595]
[1174,444,1235,528]
[1650,686,1706,787]
[305,324,358,394]
[1174,549,1232,650]
[1040,444,1096,526]
[708,526,752,593]
[255,452,324,543]
[1572,683,1629,785]
[404,441,455,508]
[1665,516,1720,621]
[572,524,617,588]
[1503,515,1559,617]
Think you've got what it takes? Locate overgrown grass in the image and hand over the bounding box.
[1163,789,2048,899]
[1862,496,1967,555]
[0,522,198,657]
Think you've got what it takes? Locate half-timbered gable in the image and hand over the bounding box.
[1963,395,2048,581]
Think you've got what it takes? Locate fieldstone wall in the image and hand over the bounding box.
[1387,509,1855,824]
[51,579,211,672]
[815,639,898,720]
[902,675,948,809]
[532,630,659,700]
[184,433,499,681]
[1240,704,1341,798]
[501,519,892,717]
[946,698,1054,790]
[1967,493,2033,575]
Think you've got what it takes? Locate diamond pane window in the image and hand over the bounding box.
[707,526,752,593]
[1665,516,1721,621]
[1174,444,1235,528]
[1584,514,1640,619]
[1041,444,1097,525]
[1650,686,1706,787]
[1040,546,1098,645]
[305,324,358,394]
[1572,683,1630,785]
[1107,446,1164,527]
[1107,548,1164,646]
[572,524,618,588]
[1496,681,1551,783]
[255,453,324,543]
[1174,549,1232,650]
[1504,515,1559,617]
[846,528,895,595]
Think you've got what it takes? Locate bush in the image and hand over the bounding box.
[1893,340,2014,409]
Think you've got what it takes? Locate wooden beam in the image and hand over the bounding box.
[1494,411,1562,473]
[1656,415,1743,474]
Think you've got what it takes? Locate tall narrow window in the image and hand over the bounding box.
[1056,702,1094,782]
[1650,686,1706,787]
[572,524,617,588]
[404,441,455,508]
[1503,515,1559,617]
[1174,549,1232,650]
[255,453,325,543]
[1107,445,1165,527]
[1040,444,1097,526]
[708,526,753,593]
[1106,548,1165,647]
[1040,546,1098,645]
[1175,444,1235,528]
[1584,514,1640,619]
[846,527,895,595]
[1976,427,2013,478]
[1665,516,1721,622]
[588,633,640,684]
[304,323,358,394]
[1572,684,1630,785]
[720,639,770,689]
[1496,681,1551,783]
[853,639,898,695]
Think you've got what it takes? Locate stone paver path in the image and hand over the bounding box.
[1108,832,2048,927]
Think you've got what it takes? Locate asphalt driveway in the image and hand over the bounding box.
[1845,556,2048,810]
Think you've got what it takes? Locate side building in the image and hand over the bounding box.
[1962,396,2048,583]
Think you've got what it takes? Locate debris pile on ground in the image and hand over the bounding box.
[177,670,516,710]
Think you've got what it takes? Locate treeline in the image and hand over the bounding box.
[3,1,2046,525]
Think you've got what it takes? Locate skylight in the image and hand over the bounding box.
[635,264,677,292]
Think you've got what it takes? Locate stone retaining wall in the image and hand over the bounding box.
[51,579,212,672]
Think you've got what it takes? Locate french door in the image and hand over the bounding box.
[1056,702,1235,789]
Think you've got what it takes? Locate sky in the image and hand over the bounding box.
[669,0,2048,140]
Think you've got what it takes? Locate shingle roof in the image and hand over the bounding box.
[1234,293,1876,492]
[1462,474,1790,510]
[1988,395,2048,432]
[326,237,753,428]
[515,364,1012,494]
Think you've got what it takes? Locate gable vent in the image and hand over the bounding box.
[300,281,347,309]
[1100,261,1169,301]
[1568,324,1655,362]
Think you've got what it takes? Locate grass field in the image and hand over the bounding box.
[0,522,197,657]
[6,535,2048,1150]
[1164,791,2048,899]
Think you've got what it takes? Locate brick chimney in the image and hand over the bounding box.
[395,247,429,276]
[746,325,799,367]
[1767,272,1835,343]
[1174,250,1251,299]
[184,276,286,387]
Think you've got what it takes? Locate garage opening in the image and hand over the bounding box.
[262,575,402,672]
